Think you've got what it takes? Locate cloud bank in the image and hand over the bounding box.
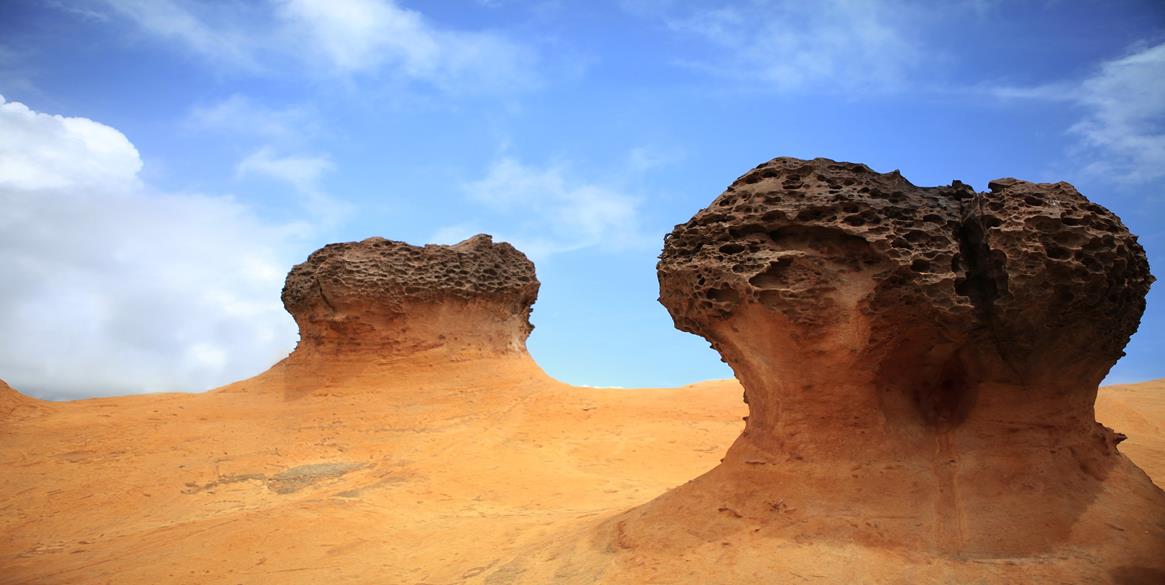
[92,0,537,93]
[0,96,304,399]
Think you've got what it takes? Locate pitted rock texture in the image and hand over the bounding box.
[659,157,1151,389]
[973,178,1152,376]
[660,160,971,332]
[659,157,1153,425]
[283,234,539,357]
[643,156,1161,560]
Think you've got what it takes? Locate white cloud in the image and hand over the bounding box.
[990,42,1165,183]
[0,98,141,192]
[275,0,441,74]
[91,0,536,93]
[438,157,649,259]
[272,0,536,92]
[0,96,309,399]
[637,0,926,92]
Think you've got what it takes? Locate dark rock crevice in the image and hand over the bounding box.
[315,278,337,314]
[953,194,1005,324]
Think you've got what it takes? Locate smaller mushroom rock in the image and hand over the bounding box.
[282,234,539,359]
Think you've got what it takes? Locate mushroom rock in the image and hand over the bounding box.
[601,157,1162,578]
[281,234,539,362]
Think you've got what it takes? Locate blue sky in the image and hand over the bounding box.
[1,0,1163,399]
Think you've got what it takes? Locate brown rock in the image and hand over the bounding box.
[659,158,1151,413]
[282,234,539,359]
[602,156,1165,574]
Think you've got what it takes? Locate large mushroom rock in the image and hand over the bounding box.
[625,157,1163,567]
[282,234,539,360]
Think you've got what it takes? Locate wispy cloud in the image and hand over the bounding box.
[626,0,930,93]
[186,94,316,143]
[236,147,351,225]
[88,0,537,93]
[0,96,312,399]
[97,0,260,68]
[185,95,350,225]
[1069,42,1165,182]
[434,157,650,259]
[44,1,111,22]
[991,41,1165,183]
[236,148,333,193]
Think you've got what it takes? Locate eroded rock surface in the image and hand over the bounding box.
[660,157,1150,404]
[283,234,539,358]
[618,156,1165,570]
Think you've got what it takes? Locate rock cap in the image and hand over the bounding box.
[282,234,539,357]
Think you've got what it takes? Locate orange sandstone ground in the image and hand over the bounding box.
[0,356,745,585]
[0,372,1161,584]
[1096,378,1165,489]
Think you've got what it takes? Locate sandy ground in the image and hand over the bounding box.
[1096,378,1165,488]
[0,359,1160,584]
